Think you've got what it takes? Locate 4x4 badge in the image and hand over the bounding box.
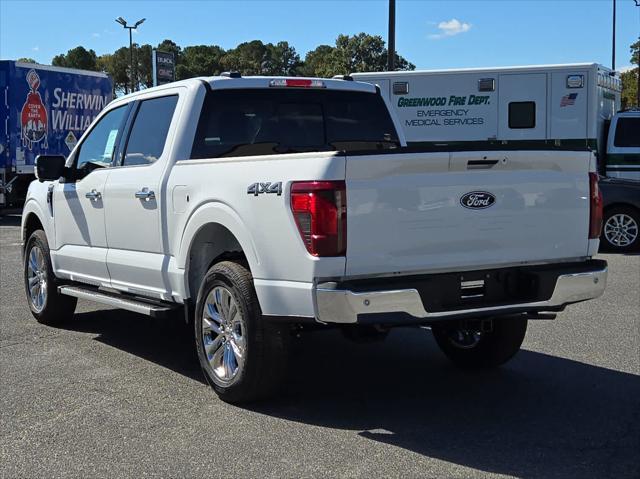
[247,182,282,196]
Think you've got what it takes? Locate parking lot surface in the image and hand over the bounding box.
[1,213,639,478]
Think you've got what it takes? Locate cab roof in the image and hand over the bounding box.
[205,75,378,93]
[114,75,378,104]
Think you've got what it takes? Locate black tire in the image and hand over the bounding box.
[194,261,289,403]
[23,230,77,324]
[601,206,640,253]
[431,317,527,369]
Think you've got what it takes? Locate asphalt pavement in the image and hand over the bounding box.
[1,213,639,479]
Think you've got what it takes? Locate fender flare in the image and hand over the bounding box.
[177,201,261,276]
[21,198,54,249]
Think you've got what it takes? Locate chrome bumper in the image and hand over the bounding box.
[315,266,607,324]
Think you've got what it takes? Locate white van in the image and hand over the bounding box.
[352,64,639,180]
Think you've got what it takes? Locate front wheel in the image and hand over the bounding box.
[194,261,289,403]
[24,230,77,324]
[431,317,527,369]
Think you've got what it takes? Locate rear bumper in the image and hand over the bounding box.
[315,260,607,324]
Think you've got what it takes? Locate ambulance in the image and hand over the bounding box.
[352,64,639,180]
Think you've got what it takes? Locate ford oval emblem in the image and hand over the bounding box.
[460,191,496,209]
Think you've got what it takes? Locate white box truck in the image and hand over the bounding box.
[352,64,640,180]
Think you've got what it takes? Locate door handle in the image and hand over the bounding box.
[85,189,102,201]
[135,188,155,201]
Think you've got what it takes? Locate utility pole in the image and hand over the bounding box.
[636,1,640,106]
[387,0,396,71]
[612,0,616,70]
[115,17,146,93]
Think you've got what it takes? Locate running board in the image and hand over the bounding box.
[58,285,179,318]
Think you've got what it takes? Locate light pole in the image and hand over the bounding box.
[612,0,616,70]
[115,17,145,93]
[387,0,396,71]
[636,1,640,106]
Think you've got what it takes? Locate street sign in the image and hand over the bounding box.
[152,50,175,86]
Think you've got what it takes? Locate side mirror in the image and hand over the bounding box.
[35,155,66,182]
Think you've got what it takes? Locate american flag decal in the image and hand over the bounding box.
[560,93,578,107]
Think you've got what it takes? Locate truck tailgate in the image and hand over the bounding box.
[345,150,591,277]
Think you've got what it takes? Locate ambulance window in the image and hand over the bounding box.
[613,118,640,148]
[75,106,128,170]
[393,82,409,95]
[508,102,536,129]
[122,95,178,166]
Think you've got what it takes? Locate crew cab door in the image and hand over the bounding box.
[103,93,180,299]
[51,105,129,286]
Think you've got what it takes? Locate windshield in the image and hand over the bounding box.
[190,88,400,159]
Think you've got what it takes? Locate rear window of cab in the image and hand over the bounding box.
[190,88,400,159]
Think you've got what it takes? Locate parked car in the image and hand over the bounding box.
[599,176,640,252]
[22,74,606,402]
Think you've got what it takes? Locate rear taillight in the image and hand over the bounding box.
[589,172,603,239]
[290,181,347,256]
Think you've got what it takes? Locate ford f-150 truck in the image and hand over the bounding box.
[22,74,607,403]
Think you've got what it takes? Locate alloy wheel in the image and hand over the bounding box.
[604,213,638,247]
[27,245,47,312]
[201,286,246,384]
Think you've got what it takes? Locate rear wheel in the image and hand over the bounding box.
[602,206,639,252]
[194,261,289,403]
[23,230,77,324]
[431,317,527,369]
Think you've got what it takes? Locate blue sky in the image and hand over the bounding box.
[1,0,639,70]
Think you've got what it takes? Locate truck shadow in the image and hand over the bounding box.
[66,311,639,478]
[256,329,640,478]
[69,310,204,383]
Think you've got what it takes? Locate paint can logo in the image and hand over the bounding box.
[20,69,48,150]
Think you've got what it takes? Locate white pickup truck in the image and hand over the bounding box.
[22,74,607,402]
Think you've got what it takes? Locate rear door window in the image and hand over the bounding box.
[122,95,178,166]
[613,118,640,148]
[190,89,399,159]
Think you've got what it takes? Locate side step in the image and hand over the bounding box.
[58,285,180,318]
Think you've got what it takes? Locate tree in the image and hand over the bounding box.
[52,46,99,71]
[301,33,415,78]
[221,40,268,75]
[220,40,302,76]
[264,41,302,75]
[136,43,153,89]
[98,48,131,94]
[178,45,226,79]
[17,58,37,63]
[332,33,415,74]
[49,33,417,96]
[621,39,639,109]
[621,69,638,109]
[300,45,335,77]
